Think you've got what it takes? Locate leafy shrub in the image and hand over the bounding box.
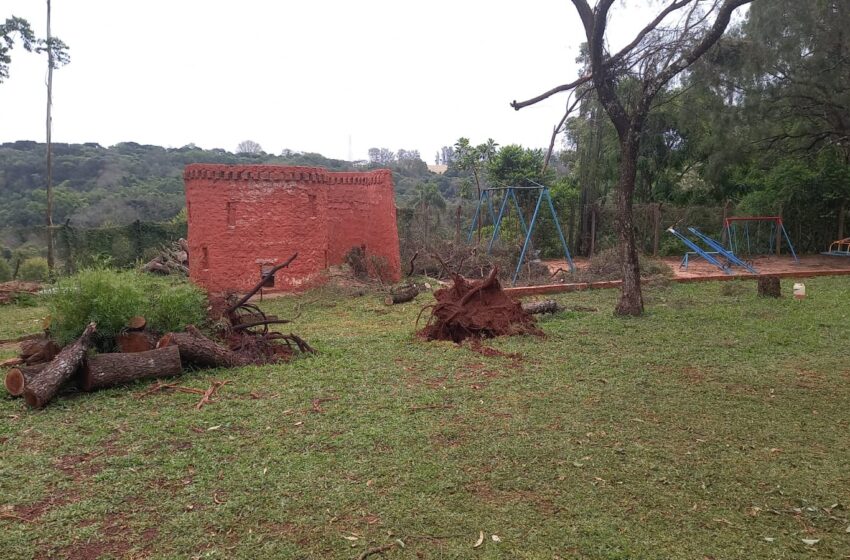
[18,257,49,281]
[0,259,12,282]
[48,268,207,346]
[146,281,208,334]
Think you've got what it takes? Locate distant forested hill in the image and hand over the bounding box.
[0,141,448,232]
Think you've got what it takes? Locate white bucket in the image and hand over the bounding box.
[793,282,806,299]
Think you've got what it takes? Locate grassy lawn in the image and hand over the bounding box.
[1,277,849,559]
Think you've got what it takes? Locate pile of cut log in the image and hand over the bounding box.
[4,252,315,408]
[141,238,189,275]
[2,315,307,408]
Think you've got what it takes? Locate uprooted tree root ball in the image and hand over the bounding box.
[418,267,542,343]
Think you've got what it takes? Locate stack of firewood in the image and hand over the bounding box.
[141,238,189,275]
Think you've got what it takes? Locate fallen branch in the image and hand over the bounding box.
[136,381,206,399]
[196,380,228,410]
[231,318,293,332]
[407,251,419,277]
[310,396,339,413]
[225,253,298,317]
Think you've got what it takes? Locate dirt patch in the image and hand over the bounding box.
[8,489,80,522]
[54,539,132,560]
[55,440,126,482]
[419,268,541,343]
[795,369,826,389]
[680,367,706,383]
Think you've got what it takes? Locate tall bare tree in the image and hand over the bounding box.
[45,0,55,272]
[512,0,753,315]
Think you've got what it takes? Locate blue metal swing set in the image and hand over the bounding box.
[467,183,575,285]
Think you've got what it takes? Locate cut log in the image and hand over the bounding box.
[0,357,24,368]
[21,339,61,365]
[757,276,781,298]
[127,316,147,331]
[20,338,61,360]
[81,346,182,391]
[116,331,159,353]
[158,329,248,368]
[5,364,47,397]
[521,300,562,315]
[22,322,96,408]
[384,284,420,305]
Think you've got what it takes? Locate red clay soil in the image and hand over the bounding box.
[519,254,850,297]
[419,268,541,343]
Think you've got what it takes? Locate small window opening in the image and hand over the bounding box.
[261,264,275,287]
[227,202,236,227]
[308,194,317,218]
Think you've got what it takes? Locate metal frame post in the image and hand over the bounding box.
[488,189,512,252]
[544,188,576,273]
[512,189,546,285]
[779,221,799,262]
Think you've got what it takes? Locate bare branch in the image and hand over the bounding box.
[511,74,592,110]
[647,0,754,98]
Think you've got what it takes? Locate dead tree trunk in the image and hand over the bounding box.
[158,329,248,368]
[23,322,96,408]
[5,364,47,397]
[81,346,182,391]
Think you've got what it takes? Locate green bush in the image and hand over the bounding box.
[48,268,207,346]
[0,259,11,282]
[18,257,49,281]
[146,281,208,334]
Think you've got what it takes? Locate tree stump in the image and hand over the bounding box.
[23,322,96,408]
[4,364,47,397]
[757,276,781,298]
[81,346,182,391]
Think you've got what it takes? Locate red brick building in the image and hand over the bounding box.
[184,164,401,293]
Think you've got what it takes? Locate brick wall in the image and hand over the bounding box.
[184,164,401,293]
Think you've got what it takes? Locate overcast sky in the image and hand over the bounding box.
[1,1,658,162]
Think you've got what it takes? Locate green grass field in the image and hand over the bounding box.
[1,278,849,559]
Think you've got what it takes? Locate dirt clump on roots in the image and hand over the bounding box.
[418,267,542,343]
